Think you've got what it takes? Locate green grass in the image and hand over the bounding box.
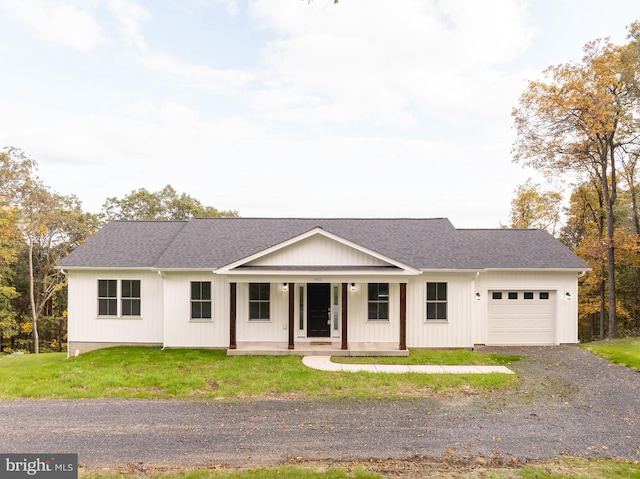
[82,465,380,479]
[332,348,521,366]
[488,458,640,479]
[580,337,640,371]
[79,458,640,479]
[0,346,518,400]
[80,466,383,479]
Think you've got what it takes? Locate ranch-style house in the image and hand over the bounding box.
[56,218,590,356]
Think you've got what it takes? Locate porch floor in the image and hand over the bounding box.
[227,341,409,357]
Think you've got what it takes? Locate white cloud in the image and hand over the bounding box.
[207,0,241,16]
[249,0,535,128]
[139,51,255,93]
[0,0,104,51]
[106,0,150,51]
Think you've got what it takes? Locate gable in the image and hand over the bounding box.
[217,228,421,274]
[246,233,390,267]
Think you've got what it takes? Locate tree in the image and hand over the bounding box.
[509,179,563,235]
[0,148,99,353]
[102,185,238,221]
[512,28,640,338]
[0,207,20,351]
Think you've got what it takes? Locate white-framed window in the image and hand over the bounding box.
[333,285,340,330]
[191,281,212,320]
[368,283,389,320]
[97,279,141,318]
[121,279,141,316]
[98,279,117,316]
[426,282,447,321]
[299,285,304,330]
[249,283,270,321]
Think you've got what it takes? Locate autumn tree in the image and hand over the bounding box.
[512,26,640,338]
[0,148,99,353]
[102,184,238,221]
[0,205,21,351]
[509,179,563,235]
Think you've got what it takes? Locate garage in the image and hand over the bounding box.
[488,290,555,345]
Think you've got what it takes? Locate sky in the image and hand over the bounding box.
[0,0,637,228]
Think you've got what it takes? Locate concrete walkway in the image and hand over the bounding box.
[302,355,514,374]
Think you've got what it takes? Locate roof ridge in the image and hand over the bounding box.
[112,219,189,223]
[187,217,450,221]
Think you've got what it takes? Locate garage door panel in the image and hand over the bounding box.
[488,290,555,345]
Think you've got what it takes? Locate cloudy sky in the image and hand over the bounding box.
[0,1,636,227]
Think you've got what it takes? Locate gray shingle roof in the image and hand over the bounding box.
[57,218,590,270]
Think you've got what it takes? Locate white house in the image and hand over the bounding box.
[56,218,590,356]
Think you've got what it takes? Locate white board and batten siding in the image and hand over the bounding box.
[66,270,164,345]
[235,282,290,342]
[473,271,579,345]
[246,234,389,267]
[345,282,400,343]
[405,273,476,349]
[162,272,229,348]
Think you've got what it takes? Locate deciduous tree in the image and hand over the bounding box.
[102,184,238,221]
[512,27,640,338]
[509,179,563,235]
[0,148,99,353]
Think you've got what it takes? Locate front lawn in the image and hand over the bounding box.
[0,346,518,400]
[333,348,520,365]
[80,458,640,479]
[580,337,640,370]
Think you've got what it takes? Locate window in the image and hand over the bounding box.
[98,280,117,316]
[508,292,518,300]
[299,286,304,330]
[191,281,212,320]
[539,292,550,300]
[97,279,141,317]
[524,292,534,300]
[121,280,141,316]
[333,286,340,330]
[426,282,447,320]
[249,283,270,320]
[368,283,389,320]
[492,292,502,300]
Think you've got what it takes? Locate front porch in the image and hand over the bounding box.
[227,341,409,357]
[229,282,408,355]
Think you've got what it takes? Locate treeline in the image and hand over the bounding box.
[0,148,237,353]
[509,22,640,341]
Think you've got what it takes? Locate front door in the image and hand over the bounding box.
[307,283,331,337]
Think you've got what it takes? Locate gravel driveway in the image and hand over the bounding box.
[0,346,638,471]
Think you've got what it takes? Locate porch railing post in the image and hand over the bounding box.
[341,283,348,350]
[229,282,237,350]
[288,283,295,350]
[400,282,407,351]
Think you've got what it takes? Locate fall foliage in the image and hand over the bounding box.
[512,22,640,339]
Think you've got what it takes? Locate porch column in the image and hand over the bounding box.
[229,282,237,350]
[399,282,407,351]
[288,283,295,350]
[341,283,348,350]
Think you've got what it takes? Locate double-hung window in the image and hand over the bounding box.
[121,280,141,316]
[249,283,270,321]
[426,282,447,320]
[98,280,117,316]
[368,283,389,320]
[98,279,141,317]
[191,281,212,320]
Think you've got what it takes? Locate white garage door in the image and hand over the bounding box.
[488,290,555,345]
